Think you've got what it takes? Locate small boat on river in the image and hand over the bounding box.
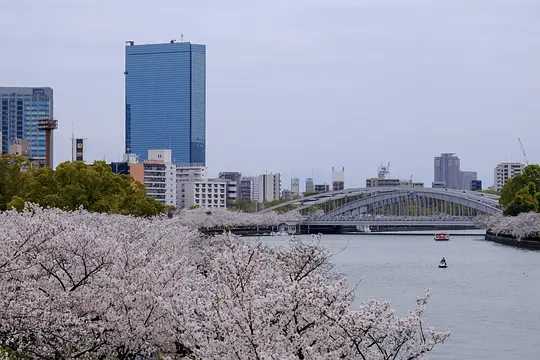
[434,232,450,241]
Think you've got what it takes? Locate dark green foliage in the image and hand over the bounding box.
[500,165,540,216]
[0,157,166,216]
[0,156,27,211]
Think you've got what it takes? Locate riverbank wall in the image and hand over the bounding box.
[485,232,540,250]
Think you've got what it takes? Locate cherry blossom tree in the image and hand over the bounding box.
[175,207,303,229]
[479,212,540,239]
[167,236,448,360]
[0,205,448,359]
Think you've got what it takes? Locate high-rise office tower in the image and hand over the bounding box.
[291,177,300,196]
[0,87,54,166]
[305,178,315,194]
[125,40,206,164]
[433,153,478,190]
[254,173,281,203]
[460,171,478,191]
[332,166,345,191]
[433,153,462,189]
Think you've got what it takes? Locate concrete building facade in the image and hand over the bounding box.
[461,171,478,191]
[305,178,315,194]
[182,178,227,209]
[314,184,330,193]
[494,162,525,192]
[176,165,207,208]
[332,166,345,191]
[239,177,255,201]
[291,177,300,196]
[218,172,241,205]
[143,150,177,206]
[434,153,461,189]
[433,153,478,190]
[254,173,281,203]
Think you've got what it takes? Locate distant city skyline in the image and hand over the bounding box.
[1,0,538,187]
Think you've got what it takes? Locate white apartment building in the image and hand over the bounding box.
[225,181,238,204]
[254,173,281,203]
[183,178,227,209]
[143,150,177,206]
[176,166,207,208]
[494,162,525,191]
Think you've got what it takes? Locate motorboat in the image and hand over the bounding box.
[434,232,449,241]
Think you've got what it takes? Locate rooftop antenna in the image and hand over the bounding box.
[180,33,184,42]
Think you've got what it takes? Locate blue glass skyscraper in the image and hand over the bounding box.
[125,41,206,164]
[0,87,54,165]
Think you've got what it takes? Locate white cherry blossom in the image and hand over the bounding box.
[0,205,448,359]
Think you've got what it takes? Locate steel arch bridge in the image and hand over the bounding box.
[262,187,502,218]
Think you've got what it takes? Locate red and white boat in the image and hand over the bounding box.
[434,232,450,241]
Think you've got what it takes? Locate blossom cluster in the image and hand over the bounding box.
[479,212,540,239]
[175,207,303,228]
[0,205,448,359]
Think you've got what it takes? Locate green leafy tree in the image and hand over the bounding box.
[0,156,28,211]
[500,164,540,216]
[0,158,166,216]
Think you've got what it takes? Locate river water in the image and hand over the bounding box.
[259,231,540,359]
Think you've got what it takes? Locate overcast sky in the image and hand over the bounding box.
[2,0,539,188]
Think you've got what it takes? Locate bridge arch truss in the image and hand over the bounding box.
[263,187,502,218]
[324,188,501,217]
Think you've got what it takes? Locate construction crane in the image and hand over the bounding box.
[518,138,529,165]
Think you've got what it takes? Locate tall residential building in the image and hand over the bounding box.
[433,153,478,190]
[291,177,300,196]
[254,173,281,203]
[143,149,177,206]
[494,162,525,191]
[332,166,345,191]
[1,87,54,166]
[305,178,315,194]
[182,178,227,209]
[72,138,85,162]
[218,172,242,205]
[239,177,255,201]
[461,171,478,191]
[125,41,206,164]
[434,153,461,189]
[176,165,207,208]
